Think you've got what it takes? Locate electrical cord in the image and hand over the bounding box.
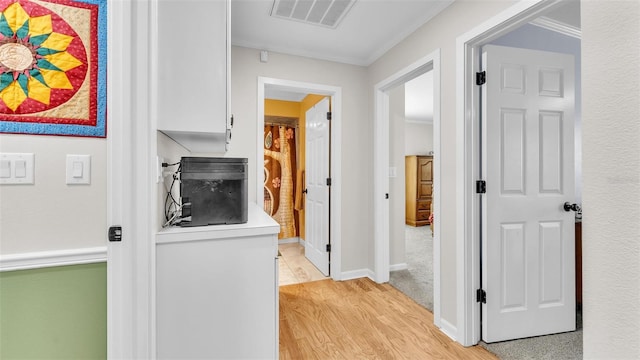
[163,203,191,227]
[162,162,182,227]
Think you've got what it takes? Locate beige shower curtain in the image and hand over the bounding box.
[264,125,299,239]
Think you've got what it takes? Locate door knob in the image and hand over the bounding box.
[302,188,308,194]
[563,202,581,212]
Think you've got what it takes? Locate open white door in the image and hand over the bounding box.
[481,44,576,342]
[305,97,330,276]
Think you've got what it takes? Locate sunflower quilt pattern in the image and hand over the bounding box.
[0,0,106,137]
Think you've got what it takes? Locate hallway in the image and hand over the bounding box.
[279,277,498,360]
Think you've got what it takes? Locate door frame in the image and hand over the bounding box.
[107,0,132,356]
[455,0,572,346]
[372,50,441,324]
[108,0,156,357]
[257,77,342,280]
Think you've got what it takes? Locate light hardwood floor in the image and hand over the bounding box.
[278,242,327,286]
[279,277,498,360]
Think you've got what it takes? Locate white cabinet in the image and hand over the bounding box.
[156,205,279,359]
[155,0,231,153]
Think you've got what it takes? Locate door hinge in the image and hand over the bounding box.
[108,226,122,242]
[327,112,332,120]
[326,177,332,186]
[476,71,486,85]
[476,180,486,194]
[326,244,331,252]
[476,289,486,303]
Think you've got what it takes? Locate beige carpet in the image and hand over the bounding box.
[389,225,583,360]
[388,225,433,311]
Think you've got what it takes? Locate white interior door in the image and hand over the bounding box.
[482,44,576,343]
[305,97,330,276]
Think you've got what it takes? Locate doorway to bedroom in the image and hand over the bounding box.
[458,1,583,357]
[387,68,437,313]
[372,50,442,325]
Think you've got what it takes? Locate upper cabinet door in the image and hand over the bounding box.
[155,0,230,153]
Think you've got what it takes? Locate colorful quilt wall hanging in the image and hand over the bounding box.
[0,0,107,137]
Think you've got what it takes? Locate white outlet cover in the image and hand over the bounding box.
[66,154,91,185]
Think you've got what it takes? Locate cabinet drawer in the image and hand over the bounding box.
[417,200,431,210]
[416,210,431,220]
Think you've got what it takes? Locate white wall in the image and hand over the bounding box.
[405,122,433,156]
[405,71,434,123]
[582,1,640,358]
[0,134,106,254]
[229,46,370,273]
[389,86,405,266]
[367,0,516,330]
[390,89,434,268]
[156,132,189,230]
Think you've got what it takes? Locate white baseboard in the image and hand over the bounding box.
[389,263,408,271]
[278,237,300,244]
[439,318,458,342]
[340,268,375,281]
[0,247,108,272]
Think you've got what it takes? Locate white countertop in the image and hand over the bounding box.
[156,203,280,244]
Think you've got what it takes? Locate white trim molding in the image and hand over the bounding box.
[340,268,375,281]
[530,16,581,39]
[404,119,434,125]
[278,237,300,244]
[439,318,458,341]
[389,263,408,271]
[107,0,155,357]
[0,247,107,272]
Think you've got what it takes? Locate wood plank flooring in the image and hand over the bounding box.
[279,243,328,285]
[279,278,498,360]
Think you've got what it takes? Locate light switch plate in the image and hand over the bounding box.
[1,159,11,178]
[0,153,34,184]
[66,154,91,184]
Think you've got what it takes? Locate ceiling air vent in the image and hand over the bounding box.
[271,0,356,29]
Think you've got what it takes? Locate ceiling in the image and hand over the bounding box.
[231,0,455,67]
[540,0,580,28]
[246,0,580,108]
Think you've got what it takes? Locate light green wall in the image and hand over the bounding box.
[0,263,107,359]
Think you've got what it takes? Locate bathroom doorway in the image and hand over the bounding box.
[257,77,342,285]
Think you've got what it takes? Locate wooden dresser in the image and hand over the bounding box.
[405,155,433,226]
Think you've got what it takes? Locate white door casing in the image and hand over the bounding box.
[107,0,133,356]
[372,51,442,330]
[481,44,576,343]
[305,97,331,276]
[109,0,157,357]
